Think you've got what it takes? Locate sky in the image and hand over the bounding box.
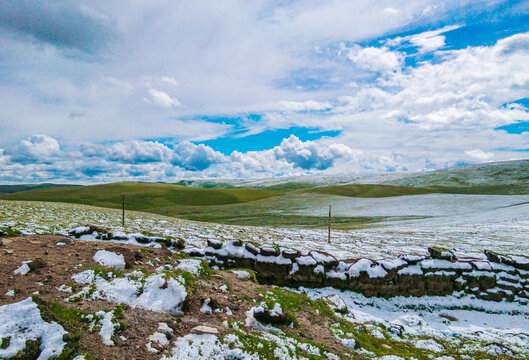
[1,0,529,183]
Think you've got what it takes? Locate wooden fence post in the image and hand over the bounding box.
[328,205,331,243]
[122,195,125,228]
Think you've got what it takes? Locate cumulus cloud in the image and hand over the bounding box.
[143,88,181,108]
[347,46,403,73]
[106,141,172,163]
[171,141,226,171]
[273,135,354,170]
[11,134,60,163]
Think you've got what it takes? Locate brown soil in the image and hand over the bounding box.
[0,235,348,359]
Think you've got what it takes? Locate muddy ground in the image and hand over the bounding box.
[0,235,348,359]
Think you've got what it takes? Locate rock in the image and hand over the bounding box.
[228,239,242,247]
[253,305,291,326]
[259,246,279,257]
[309,250,338,266]
[281,248,300,259]
[428,247,456,261]
[207,239,223,249]
[0,239,3,246]
[511,255,529,271]
[134,235,152,244]
[190,325,219,335]
[56,238,74,246]
[186,248,204,257]
[245,243,259,256]
[323,294,347,313]
[399,255,426,264]
[96,232,114,241]
[484,250,514,266]
[28,259,47,271]
[69,225,111,238]
[105,246,135,269]
[171,237,186,249]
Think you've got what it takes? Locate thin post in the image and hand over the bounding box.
[122,195,125,228]
[328,205,331,243]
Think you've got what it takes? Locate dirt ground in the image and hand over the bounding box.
[0,235,347,359]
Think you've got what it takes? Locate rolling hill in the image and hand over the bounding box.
[0,183,77,194]
[1,160,528,227]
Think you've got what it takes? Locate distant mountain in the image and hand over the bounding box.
[0,183,78,194]
[378,160,529,188]
[174,160,529,190]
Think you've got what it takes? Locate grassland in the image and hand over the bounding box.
[1,177,528,227]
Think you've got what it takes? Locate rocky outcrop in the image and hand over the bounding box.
[185,241,529,303]
[67,225,185,248]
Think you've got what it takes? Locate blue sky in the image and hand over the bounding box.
[1,0,529,183]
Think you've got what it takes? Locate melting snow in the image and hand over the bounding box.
[93,250,126,269]
[0,298,66,360]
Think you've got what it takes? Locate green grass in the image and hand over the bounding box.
[2,180,528,228]
[0,183,77,194]
[304,184,433,198]
[0,181,282,207]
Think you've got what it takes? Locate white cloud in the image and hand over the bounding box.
[12,134,60,162]
[171,141,226,171]
[387,25,461,53]
[278,100,332,111]
[106,141,172,163]
[161,76,178,86]
[1,1,527,181]
[144,88,181,108]
[273,135,355,170]
[465,149,494,160]
[347,46,403,73]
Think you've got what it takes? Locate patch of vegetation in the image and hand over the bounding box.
[0,226,22,237]
[195,258,213,279]
[113,303,128,319]
[230,268,258,283]
[46,300,88,325]
[32,296,87,360]
[261,287,335,320]
[13,338,42,359]
[1,336,10,350]
[91,266,125,279]
[227,327,338,360]
[331,320,432,359]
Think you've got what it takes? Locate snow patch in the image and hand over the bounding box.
[93,250,126,269]
[0,298,66,360]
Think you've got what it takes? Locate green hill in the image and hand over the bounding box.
[0,183,77,194]
[0,182,282,209]
[2,160,529,227]
[382,160,529,188]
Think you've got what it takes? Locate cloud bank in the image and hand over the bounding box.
[1,0,528,183]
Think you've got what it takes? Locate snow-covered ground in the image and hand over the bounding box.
[1,196,528,259]
[299,286,529,356]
